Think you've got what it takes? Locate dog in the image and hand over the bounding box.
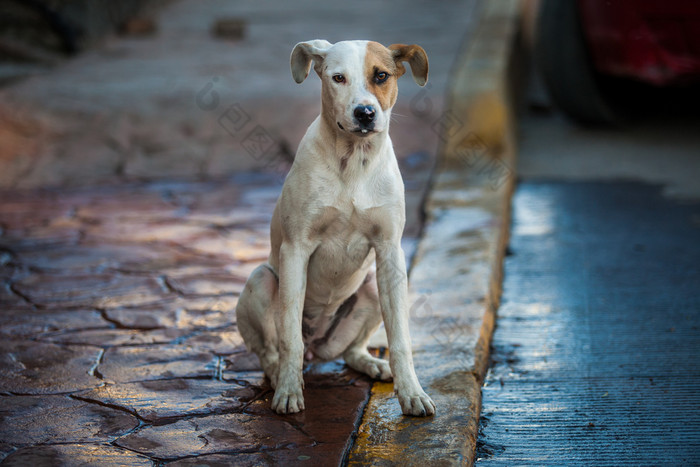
[237,39,436,417]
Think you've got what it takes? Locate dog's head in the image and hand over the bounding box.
[291,40,428,137]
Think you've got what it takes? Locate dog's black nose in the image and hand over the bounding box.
[354,105,376,127]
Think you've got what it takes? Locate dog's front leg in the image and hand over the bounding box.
[375,240,436,416]
[272,241,309,414]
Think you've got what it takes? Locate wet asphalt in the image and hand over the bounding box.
[477,107,700,464]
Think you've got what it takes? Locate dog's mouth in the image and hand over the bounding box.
[337,122,376,137]
[352,128,374,137]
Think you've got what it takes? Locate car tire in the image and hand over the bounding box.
[535,0,620,126]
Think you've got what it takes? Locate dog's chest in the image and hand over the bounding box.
[303,203,375,302]
[312,227,372,275]
[311,202,375,261]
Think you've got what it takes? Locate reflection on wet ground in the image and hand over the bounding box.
[1,172,417,464]
[478,181,700,464]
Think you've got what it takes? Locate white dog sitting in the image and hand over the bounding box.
[237,39,435,417]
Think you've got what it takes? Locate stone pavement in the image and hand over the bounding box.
[0,163,437,466]
[0,172,372,465]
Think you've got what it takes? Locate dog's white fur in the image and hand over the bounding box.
[237,39,435,416]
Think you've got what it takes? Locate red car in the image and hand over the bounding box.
[536,0,700,125]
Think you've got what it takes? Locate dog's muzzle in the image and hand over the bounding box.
[353,105,376,134]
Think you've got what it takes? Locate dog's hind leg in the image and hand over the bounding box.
[236,264,280,388]
[342,275,393,381]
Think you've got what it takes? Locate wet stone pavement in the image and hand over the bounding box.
[0,164,432,465]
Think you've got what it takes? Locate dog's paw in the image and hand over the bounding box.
[345,352,393,381]
[271,388,305,414]
[397,389,436,417]
[369,359,393,381]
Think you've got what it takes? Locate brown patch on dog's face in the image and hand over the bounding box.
[364,41,399,111]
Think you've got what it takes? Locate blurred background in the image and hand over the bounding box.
[1,0,698,192]
[519,0,700,199]
[0,0,479,193]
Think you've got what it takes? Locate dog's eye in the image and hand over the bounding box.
[332,74,345,84]
[375,71,389,84]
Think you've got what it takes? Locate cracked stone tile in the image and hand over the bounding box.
[83,217,212,244]
[239,184,284,207]
[77,379,259,423]
[245,373,372,422]
[74,193,178,221]
[180,329,245,355]
[0,394,138,447]
[2,444,152,466]
[245,381,371,418]
[222,351,261,373]
[222,356,372,388]
[0,261,18,278]
[302,360,374,388]
[0,282,34,311]
[224,370,267,388]
[0,309,107,339]
[165,445,353,466]
[0,443,13,462]
[99,345,216,383]
[104,306,178,329]
[119,251,231,275]
[116,413,313,460]
[15,242,225,274]
[0,340,101,394]
[239,384,371,465]
[104,295,237,330]
[166,270,246,296]
[170,184,241,214]
[0,225,82,252]
[184,205,271,229]
[40,327,190,347]
[12,273,172,309]
[184,230,270,263]
[228,261,265,283]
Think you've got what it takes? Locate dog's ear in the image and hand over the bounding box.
[291,40,333,83]
[389,44,429,87]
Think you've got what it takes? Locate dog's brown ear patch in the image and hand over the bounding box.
[389,44,429,86]
[290,40,333,83]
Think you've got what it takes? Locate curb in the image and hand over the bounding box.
[348,1,521,465]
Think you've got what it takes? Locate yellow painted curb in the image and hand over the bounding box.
[349,1,522,465]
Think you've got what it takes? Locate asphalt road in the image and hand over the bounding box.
[477,101,700,464]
